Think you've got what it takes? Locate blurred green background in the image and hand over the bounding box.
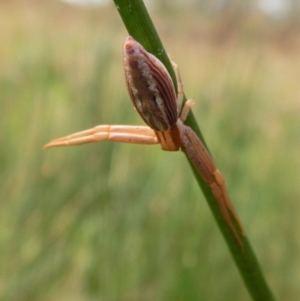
[1,1,300,300]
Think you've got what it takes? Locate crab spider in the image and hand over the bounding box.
[44,36,245,248]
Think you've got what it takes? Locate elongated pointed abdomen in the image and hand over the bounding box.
[123,36,178,131]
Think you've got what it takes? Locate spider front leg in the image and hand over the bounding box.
[181,126,245,248]
[43,125,158,149]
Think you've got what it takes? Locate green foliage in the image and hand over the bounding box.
[0,2,299,301]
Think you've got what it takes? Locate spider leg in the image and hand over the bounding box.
[181,125,245,249]
[168,56,184,115]
[168,55,195,122]
[44,125,158,149]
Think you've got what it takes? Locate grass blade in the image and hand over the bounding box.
[113,0,275,300]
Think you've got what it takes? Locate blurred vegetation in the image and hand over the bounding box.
[0,1,299,300]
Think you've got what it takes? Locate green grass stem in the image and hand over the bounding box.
[113,1,275,300]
